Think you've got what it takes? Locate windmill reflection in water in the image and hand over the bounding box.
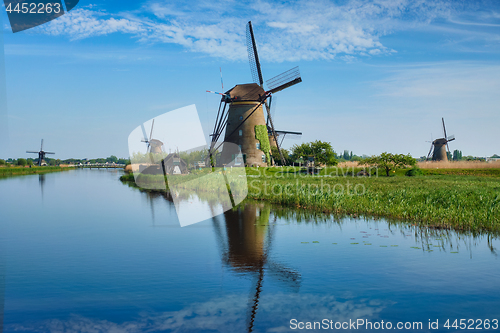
[212,204,301,332]
[142,190,301,332]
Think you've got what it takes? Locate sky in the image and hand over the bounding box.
[1,0,500,160]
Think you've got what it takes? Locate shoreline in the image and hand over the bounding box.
[0,166,75,177]
[119,167,500,235]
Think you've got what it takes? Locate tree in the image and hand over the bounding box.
[291,141,337,166]
[106,155,118,163]
[446,151,452,161]
[0,159,5,165]
[343,150,350,160]
[270,146,290,165]
[17,158,27,166]
[27,159,33,166]
[453,150,462,161]
[364,152,416,177]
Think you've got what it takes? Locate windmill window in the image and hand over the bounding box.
[239,130,243,136]
[239,116,243,121]
[256,143,260,150]
[262,155,266,163]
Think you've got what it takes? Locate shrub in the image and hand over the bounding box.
[405,167,423,177]
[364,152,416,177]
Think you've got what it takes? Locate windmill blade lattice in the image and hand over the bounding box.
[141,124,150,147]
[246,21,264,87]
[266,67,302,94]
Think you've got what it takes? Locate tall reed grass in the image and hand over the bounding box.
[418,160,500,169]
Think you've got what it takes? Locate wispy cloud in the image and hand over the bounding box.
[7,293,388,333]
[32,0,488,62]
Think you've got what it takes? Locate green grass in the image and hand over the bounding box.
[120,166,500,234]
[245,167,500,234]
[0,166,74,177]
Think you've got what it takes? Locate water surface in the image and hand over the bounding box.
[0,169,498,332]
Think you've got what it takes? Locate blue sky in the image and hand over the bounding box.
[1,0,500,159]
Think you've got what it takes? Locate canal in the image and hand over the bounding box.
[0,169,498,332]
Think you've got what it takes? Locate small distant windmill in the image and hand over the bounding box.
[426,118,455,161]
[26,139,55,166]
[141,119,164,162]
[207,21,302,166]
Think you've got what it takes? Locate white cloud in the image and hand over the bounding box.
[33,0,480,62]
[7,293,388,333]
[40,9,146,39]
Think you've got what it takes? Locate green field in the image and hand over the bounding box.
[0,166,74,177]
[120,166,500,234]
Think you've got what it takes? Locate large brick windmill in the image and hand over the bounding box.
[426,118,456,161]
[208,21,302,166]
[26,139,55,166]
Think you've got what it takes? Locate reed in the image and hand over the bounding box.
[418,160,500,169]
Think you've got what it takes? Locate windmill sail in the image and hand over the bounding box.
[266,67,302,94]
[246,21,264,86]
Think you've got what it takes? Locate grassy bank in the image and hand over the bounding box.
[0,166,74,177]
[247,167,500,233]
[120,166,500,234]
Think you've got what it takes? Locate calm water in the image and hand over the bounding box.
[0,169,499,332]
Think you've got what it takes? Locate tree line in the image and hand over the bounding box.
[0,156,130,167]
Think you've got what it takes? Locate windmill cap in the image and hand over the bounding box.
[434,138,448,144]
[226,83,266,102]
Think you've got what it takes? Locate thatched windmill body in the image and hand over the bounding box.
[426,118,455,161]
[208,21,302,166]
[26,139,55,166]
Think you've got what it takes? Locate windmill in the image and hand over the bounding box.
[141,119,164,157]
[426,118,455,161]
[208,21,302,166]
[26,139,55,166]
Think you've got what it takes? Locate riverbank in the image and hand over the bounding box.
[120,167,500,234]
[0,166,75,177]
